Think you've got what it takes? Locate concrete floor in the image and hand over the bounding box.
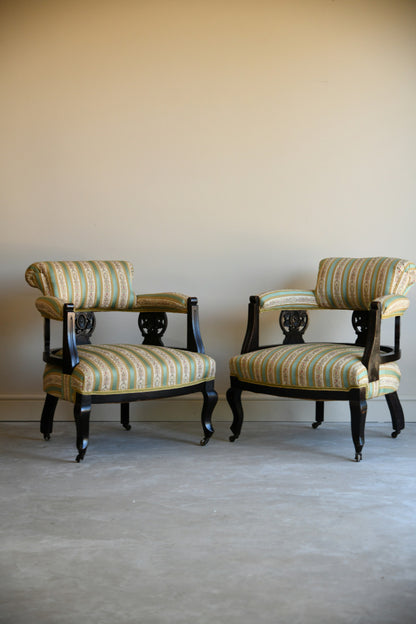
[0,420,415,624]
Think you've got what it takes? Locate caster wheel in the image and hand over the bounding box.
[123,424,132,431]
[229,435,237,442]
[354,453,362,462]
[312,422,319,429]
[75,450,86,463]
[43,434,50,441]
[200,431,213,446]
[391,431,399,438]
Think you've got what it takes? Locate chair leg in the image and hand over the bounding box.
[200,381,217,446]
[74,395,92,462]
[312,401,324,429]
[40,393,59,441]
[349,399,367,462]
[385,392,405,438]
[226,386,244,442]
[120,402,131,431]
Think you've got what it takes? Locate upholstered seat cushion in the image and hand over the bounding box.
[230,343,400,399]
[44,345,216,402]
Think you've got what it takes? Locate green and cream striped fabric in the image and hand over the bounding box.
[315,257,416,310]
[259,290,319,311]
[25,261,136,310]
[230,343,400,399]
[257,289,409,317]
[33,292,191,320]
[135,293,189,314]
[33,296,66,321]
[375,295,410,319]
[44,345,216,402]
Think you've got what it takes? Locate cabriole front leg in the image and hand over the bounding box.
[40,393,59,441]
[200,381,217,446]
[349,398,367,462]
[226,384,244,442]
[74,395,92,462]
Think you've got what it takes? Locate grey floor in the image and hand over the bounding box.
[0,420,415,624]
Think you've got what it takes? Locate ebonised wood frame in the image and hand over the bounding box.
[40,298,217,462]
[226,297,404,461]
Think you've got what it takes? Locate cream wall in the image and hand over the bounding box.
[1,0,416,423]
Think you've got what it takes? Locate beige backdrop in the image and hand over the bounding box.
[1,0,416,423]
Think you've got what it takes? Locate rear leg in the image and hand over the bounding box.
[312,401,324,429]
[385,392,405,438]
[121,402,131,431]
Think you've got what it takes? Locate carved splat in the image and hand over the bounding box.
[75,312,96,345]
[138,312,168,346]
[352,310,370,347]
[279,310,308,344]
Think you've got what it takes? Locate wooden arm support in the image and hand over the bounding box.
[187,297,205,353]
[241,296,260,354]
[43,303,80,374]
[361,301,381,383]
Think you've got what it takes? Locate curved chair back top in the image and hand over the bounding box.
[25,260,136,310]
[315,257,416,310]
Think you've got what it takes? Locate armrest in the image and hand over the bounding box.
[36,292,191,317]
[135,293,189,314]
[374,295,410,319]
[258,289,319,311]
[35,296,66,320]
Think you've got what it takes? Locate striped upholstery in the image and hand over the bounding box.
[315,257,416,310]
[259,290,319,311]
[33,293,191,320]
[376,295,410,319]
[33,296,66,321]
[25,261,136,310]
[136,293,189,314]
[44,345,216,402]
[230,344,400,399]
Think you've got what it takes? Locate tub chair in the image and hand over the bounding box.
[26,260,217,461]
[226,257,416,461]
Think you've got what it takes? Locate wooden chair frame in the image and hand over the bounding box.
[226,296,404,461]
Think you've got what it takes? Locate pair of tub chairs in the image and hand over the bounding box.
[26,257,416,462]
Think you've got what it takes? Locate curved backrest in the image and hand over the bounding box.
[315,257,416,310]
[25,260,136,310]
